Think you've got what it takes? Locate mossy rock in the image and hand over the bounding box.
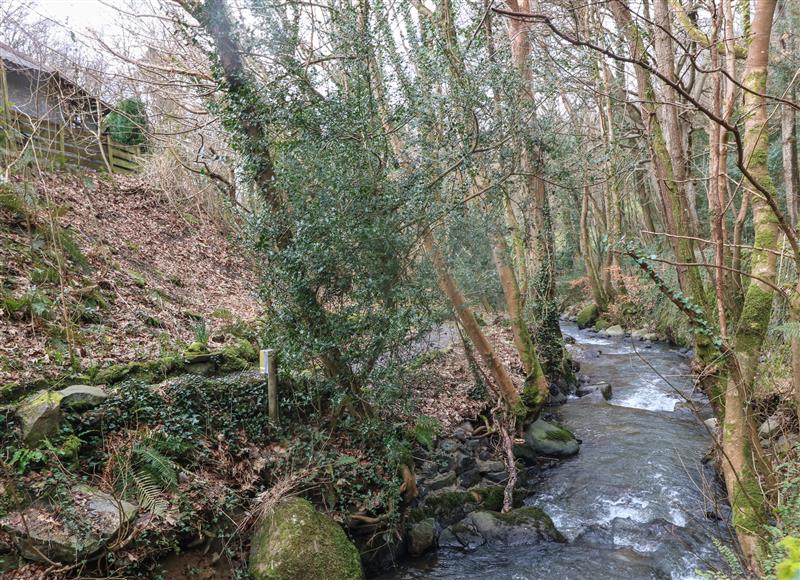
[94,363,139,385]
[249,497,362,580]
[94,356,183,386]
[576,304,599,329]
[0,382,27,405]
[57,385,108,411]
[16,390,63,445]
[186,341,208,354]
[515,419,579,459]
[438,507,565,551]
[594,318,611,331]
[219,339,258,373]
[409,486,516,525]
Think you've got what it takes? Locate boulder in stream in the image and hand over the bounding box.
[438,507,565,551]
[249,497,362,580]
[605,325,625,337]
[515,419,580,459]
[576,304,599,329]
[408,518,438,556]
[576,381,611,400]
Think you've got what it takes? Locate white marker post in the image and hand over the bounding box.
[260,349,278,421]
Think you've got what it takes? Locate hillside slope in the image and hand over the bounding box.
[1,171,259,394]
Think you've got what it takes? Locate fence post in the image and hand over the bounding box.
[0,59,12,160]
[59,128,65,168]
[106,136,115,173]
[260,349,279,421]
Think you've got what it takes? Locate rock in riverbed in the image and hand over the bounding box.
[576,381,612,400]
[438,507,565,551]
[515,419,580,459]
[408,518,438,556]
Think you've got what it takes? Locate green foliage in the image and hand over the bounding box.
[105,98,148,146]
[9,447,46,473]
[623,243,721,350]
[777,537,800,580]
[412,416,442,450]
[764,445,800,576]
[82,375,272,455]
[776,322,800,340]
[1,286,52,320]
[132,441,178,489]
[193,318,209,346]
[127,270,146,288]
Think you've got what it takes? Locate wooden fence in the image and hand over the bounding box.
[0,109,142,174]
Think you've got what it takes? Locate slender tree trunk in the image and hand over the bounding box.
[635,168,657,244]
[720,0,778,567]
[782,92,798,229]
[490,226,550,416]
[423,231,523,412]
[506,0,567,378]
[708,12,729,339]
[581,185,609,309]
[503,192,530,300]
[610,0,712,358]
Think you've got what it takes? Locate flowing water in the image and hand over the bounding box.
[381,322,734,579]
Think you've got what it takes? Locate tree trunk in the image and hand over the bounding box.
[423,231,523,413]
[490,226,549,417]
[506,0,567,378]
[782,92,798,229]
[581,185,610,309]
[610,0,711,355]
[720,0,778,568]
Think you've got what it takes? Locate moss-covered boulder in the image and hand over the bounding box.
[576,304,599,329]
[408,518,437,556]
[515,419,579,459]
[57,385,107,411]
[249,497,362,580]
[438,507,565,551]
[594,318,611,331]
[16,390,63,445]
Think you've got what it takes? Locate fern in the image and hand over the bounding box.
[130,467,173,520]
[111,438,180,523]
[132,443,177,489]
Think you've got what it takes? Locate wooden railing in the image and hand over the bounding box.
[0,109,142,174]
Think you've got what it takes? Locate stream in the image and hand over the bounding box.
[382,322,734,579]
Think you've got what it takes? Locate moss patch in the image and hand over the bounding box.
[249,497,362,580]
[576,304,599,329]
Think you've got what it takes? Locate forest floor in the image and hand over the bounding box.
[0,171,260,390]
